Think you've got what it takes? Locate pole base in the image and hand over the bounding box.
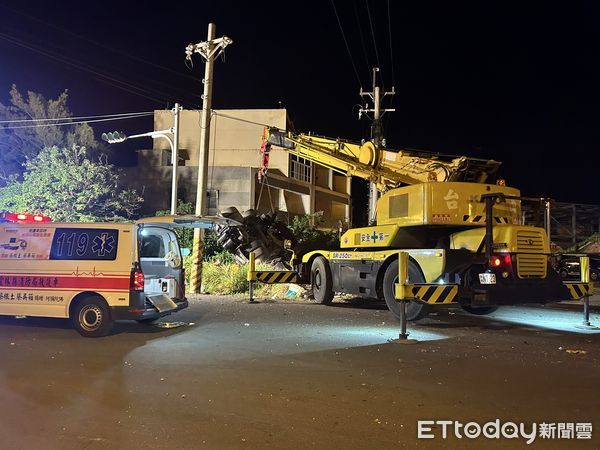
[388,337,419,345]
[575,323,600,330]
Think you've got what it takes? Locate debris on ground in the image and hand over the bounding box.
[285,284,305,300]
[565,349,587,355]
[154,322,187,329]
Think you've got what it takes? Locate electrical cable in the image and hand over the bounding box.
[0,32,178,105]
[365,0,382,80]
[0,4,201,83]
[211,111,276,129]
[386,0,395,86]
[354,1,372,79]
[330,0,363,87]
[0,111,153,124]
[0,113,154,130]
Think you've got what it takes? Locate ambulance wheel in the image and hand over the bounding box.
[383,259,430,321]
[73,296,112,337]
[461,305,498,315]
[311,256,334,305]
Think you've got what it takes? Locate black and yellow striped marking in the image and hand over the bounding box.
[255,271,300,284]
[564,282,593,299]
[411,284,458,304]
[462,215,509,224]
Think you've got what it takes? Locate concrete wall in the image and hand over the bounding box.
[125,108,351,223]
[153,109,288,172]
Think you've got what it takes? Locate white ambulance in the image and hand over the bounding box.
[0,213,232,337]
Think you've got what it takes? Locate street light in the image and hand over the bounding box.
[101,104,181,215]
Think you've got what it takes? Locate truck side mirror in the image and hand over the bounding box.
[181,248,191,257]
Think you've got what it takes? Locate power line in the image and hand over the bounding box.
[330,0,363,87]
[0,4,201,83]
[211,111,275,129]
[365,0,382,75]
[0,113,154,130]
[386,0,395,85]
[0,32,178,105]
[354,1,372,79]
[0,111,154,124]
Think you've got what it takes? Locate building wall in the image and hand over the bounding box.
[128,108,351,227]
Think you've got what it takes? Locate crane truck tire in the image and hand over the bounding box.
[461,305,498,315]
[311,256,334,305]
[382,259,430,321]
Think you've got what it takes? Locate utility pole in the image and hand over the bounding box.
[185,23,233,294]
[359,67,395,224]
[171,103,181,215]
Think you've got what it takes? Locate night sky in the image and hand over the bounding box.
[0,1,598,204]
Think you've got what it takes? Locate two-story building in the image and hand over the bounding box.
[127,108,351,228]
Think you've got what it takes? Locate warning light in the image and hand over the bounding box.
[0,212,52,223]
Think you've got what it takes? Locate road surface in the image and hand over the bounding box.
[0,295,598,449]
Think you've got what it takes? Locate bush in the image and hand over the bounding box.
[288,212,339,257]
[195,260,286,296]
[202,261,249,295]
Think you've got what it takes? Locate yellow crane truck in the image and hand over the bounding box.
[250,128,592,321]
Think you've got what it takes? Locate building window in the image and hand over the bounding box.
[289,155,312,183]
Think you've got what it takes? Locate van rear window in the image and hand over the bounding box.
[50,228,119,261]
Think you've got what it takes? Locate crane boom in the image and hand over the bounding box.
[265,128,501,191]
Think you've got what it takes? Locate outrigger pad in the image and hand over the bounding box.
[147,294,178,312]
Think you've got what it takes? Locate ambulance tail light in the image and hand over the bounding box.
[131,268,145,291]
[0,212,52,223]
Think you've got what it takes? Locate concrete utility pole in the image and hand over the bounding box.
[185,23,233,294]
[171,103,181,215]
[359,67,395,224]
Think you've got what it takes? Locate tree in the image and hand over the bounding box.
[0,85,99,180]
[0,145,142,222]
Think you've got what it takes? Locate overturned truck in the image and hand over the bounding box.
[215,206,295,268]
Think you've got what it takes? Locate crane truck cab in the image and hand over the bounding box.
[299,184,584,321]
[0,214,237,337]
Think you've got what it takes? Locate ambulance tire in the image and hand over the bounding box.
[382,259,430,321]
[72,296,113,338]
[311,256,334,305]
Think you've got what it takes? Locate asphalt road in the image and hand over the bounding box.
[0,295,598,450]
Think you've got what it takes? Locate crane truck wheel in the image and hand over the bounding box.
[311,256,334,305]
[461,305,498,315]
[382,259,430,321]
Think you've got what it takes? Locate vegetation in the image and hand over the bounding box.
[288,211,339,256]
[200,260,289,297]
[0,145,142,221]
[0,85,100,181]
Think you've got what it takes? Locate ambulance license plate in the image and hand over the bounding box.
[479,273,496,284]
